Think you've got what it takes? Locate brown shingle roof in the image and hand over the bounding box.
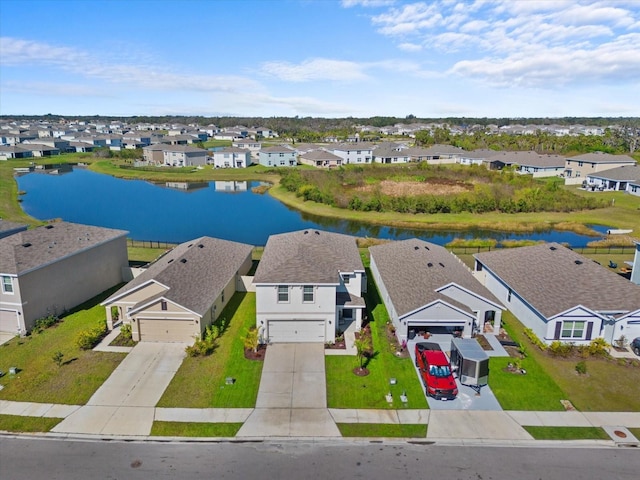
[106,236,253,316]
[254,230,364,284]
[474,243,640,317]
[370,239,501,317]
[0,222,128,275]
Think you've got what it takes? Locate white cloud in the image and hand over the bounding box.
[372,3,443,35]
[260,58,369,82]
[341,0,396,7]
[398,42,423,51]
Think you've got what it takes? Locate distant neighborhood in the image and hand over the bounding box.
[1,118,638,195]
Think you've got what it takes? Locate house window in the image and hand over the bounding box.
[507,289,512,302]
[221,291,225,303]
[578,161,583,167]
[561,321,585,339]
[279,153,284,157]
[277,285,289,302]
[1,276,14,293]
[303,285,314,303]
[342,274,350,284]
[161,300,167,311]
[280,159,285,166]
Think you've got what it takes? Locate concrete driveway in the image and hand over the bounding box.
[52,342,186,436]
[238,343,340,437]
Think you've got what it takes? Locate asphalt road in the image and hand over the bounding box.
[1,437,639,480]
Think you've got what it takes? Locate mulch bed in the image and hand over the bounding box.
[325,336,346,350]
[385,323,410,358]
[353,367,370,376]
[244,344,267,361]
[475,334,492,351]
[109,333,136,347]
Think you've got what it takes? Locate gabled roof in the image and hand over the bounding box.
[299,149,342,161]
[254,230,363,284]
[104,236,253,316]
[369,239,501,317]
[566,152,636,164]
[260,145,296,153]
[0,222,128,275]
[486,151,565,168]
[586,164,640,182]
[474,243,640,318]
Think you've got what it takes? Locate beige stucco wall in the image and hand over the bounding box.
[18,236,128,333]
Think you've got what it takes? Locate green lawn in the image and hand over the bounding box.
[150,421,242,437]
[0,414,63,433]
[337,423,427,438]
[326,272,428,409]
[0,288,126,404]
[629,428,640,439]
[127,246,170,263]
[502,314,640,412]
[523,426,610,440]
[157,292,263,408]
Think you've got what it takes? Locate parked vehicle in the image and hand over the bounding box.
[449,338,490,393]
[414,342,458,400]
[632,337,640,356]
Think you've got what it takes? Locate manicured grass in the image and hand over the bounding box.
[523,426,610,440]
[0,288,126,404]
[127,246,170,263]
[326,272,428,409]
[503,313,640,412]
[157,292,263,408]
[150,421,242,437]
[337,423,427,438]
[0,414,63,433]
[629,428,640,439]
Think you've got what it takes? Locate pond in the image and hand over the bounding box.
[16,167,606,246]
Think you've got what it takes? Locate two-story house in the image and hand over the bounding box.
[258,146,297,167]
[253,230,366,343]
[211,147,251,168]
[564,152,636,185]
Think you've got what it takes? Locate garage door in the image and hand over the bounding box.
[138,318,197,343]
[0,309,19,333]
[268,320,325,343]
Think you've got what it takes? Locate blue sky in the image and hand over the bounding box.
[1,0,639,118]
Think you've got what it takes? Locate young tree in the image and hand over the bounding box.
[354,335,372,371]
[244,327,260,353]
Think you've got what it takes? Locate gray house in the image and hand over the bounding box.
[258,146,297,167]
[102,236,253,342]
[0,222,129,335]
[474,243,640,345]
[369,239,504,343]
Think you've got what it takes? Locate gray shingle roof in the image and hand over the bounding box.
[0,220,28,238]
[0,222,128,275]
[253,230,364,284]
[370,239,502,317]
[586,164,640,182]
[474,243,640,317]
[106,236,253,316]
[300,150,342,161]
[567,152,636,164]
[486,151,565,168]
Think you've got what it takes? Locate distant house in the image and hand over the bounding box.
[564,152,636,185]
[372,142,410,164]
[211,147,251,168]
[484,151,565,177]
[0,222,129,336]
[369,239,504,343]
[101,237,253,342]
[0,145,32,160]
[232,138,262,158]
[142,144,168,164]
[458,149,498,167]
[258,146,297,167]
[299,149,343,168]
[162,145,208,167]
[474,243,640,346]
[413,144,465,164]
[253,229,366,343]
[20,143,60,157]
[330,143,375,165]
[585,165,640,192]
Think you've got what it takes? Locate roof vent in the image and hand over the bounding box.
[22,242,32,248]
[45,225,54,229]
[168,259,174,263]
[439,262,445,267]
[427,262,433,268]
[414,246,419,250]
[575,260,583,265]
[198,244,204,248]
[188,243,193,248]
[424,246,430,250]
[314,230,320,235]
[304,230,309,234]
[180,258,187,264]
[550,246,557,251]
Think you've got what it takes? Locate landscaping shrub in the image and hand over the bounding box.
[587,338,609,356]
[524,328,547,351]
[33,314,61,334]
[549,340,575,357]
[120,323,132,340]
[185,337,215,357]
[76,322,107,350]
[575,361,587,375]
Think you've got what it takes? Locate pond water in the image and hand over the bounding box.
[16,167,606,246]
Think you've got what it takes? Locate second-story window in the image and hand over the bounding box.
[161,300,168,310]
[277,285,289,302]
[303,286,314,303]
[2,276,14,294]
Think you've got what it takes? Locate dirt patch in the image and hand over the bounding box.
[244,344,267,361]
[353,367,370,376]
[325,335,346,350]
[385,323,409,358]
[475,335,493,351]
[355,180,471,197]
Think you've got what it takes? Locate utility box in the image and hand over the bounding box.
[450,338,489,388]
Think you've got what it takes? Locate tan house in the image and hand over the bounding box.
[564,152,636,185]
[299,149,343,168]
[0,222,129,335]
[101,236,253,342]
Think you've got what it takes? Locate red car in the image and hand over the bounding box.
[415,342,458,400]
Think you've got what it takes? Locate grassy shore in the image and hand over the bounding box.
[2,156,638,237]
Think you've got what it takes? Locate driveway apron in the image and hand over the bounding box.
[52,342,186,436]
[238,343,340,437]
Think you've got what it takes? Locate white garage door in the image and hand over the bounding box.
[624,321,640,341]
[268,320,325,343]
[138,318,197,343]
[0,309,19,333]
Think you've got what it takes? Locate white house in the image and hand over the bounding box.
[585,164,640,192]
[330,143,375,165]
[211,147,251,168]
[564,152,636,185]
[369,239,504,343]
[253,229,366,343]
[162,145,208,167]
[474,243,640,346]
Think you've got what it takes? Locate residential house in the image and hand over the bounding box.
[211,147,251,168]
[372,142,410,164]
[258,146,297,167]
[369,239,504,343]
[0,222,129,335]
[584,165,640,192]
[101,236,253,343]
[253,229,366,343]
[0,145,33,160]
[415,144,465,164]
[232,138,262,158]
[142,144,168,164]
[485,151,565,177]
[298,149,343,168]
[162,145,208,167]
[19,143,60,157]
[458,149,499,167]
[330,143,375,165]
[473,243,640,346]
[564,152,636,185]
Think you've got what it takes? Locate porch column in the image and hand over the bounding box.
[493,310,502,335]
[105,307,113,330]
[355,308,362,331]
